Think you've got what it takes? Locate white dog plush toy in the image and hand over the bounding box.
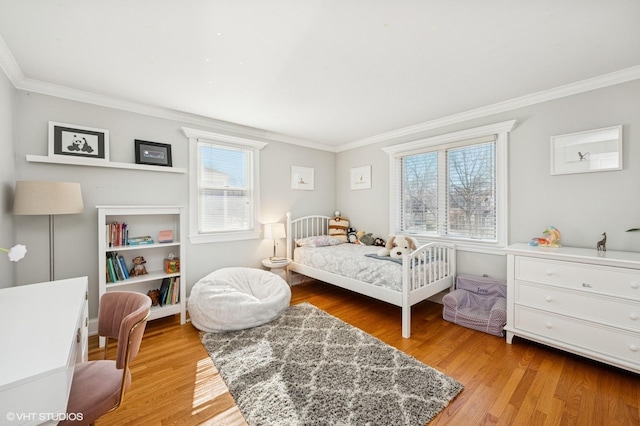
[377,235,418,258]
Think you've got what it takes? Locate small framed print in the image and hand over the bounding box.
[48,121,109,161]
[550,125,622,175]
[135,140,173,167]
[291,166,314,190]
[350,165,371,190]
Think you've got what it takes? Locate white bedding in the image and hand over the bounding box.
[294,243,404,291]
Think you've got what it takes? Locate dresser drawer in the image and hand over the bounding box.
[516,281,640,330]
[516,257,640,299]
[514,305,640,366]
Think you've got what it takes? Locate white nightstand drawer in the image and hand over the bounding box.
[514,306,640,365]
[516,281,640,330]
[516,257,640,299]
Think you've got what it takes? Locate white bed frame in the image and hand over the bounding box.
[286,212,456,338]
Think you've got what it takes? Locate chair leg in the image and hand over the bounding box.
[103,336,109,360]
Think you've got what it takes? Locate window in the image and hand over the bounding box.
[383,120,516,253]
[182,127,267,243]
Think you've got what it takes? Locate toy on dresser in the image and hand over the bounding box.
[529,226,561,247]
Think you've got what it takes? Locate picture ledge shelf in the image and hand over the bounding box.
[26,154,186,174]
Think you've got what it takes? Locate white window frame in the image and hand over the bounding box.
[383,120,516,255]
[182,127,267,244]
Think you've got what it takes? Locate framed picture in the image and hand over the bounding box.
[135,140,173,167]
[350,165,371,190]
[291,166,314,190]
[550,125,622,175]
[48,121,109,161]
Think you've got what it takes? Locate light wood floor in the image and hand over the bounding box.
[93,280,640,425]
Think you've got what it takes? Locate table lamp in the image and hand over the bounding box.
[264,223,286,260]
[14,181,84,280]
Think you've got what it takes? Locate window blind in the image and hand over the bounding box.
[197,141,254,233]
[396,134,497,241]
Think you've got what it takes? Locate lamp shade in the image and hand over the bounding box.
[264,223,286,240]
[14,181,84,215]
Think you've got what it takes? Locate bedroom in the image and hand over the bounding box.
[1,1,639,424]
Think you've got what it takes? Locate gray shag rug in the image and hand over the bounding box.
[200,303,463,425]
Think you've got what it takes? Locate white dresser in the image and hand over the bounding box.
[506,244,640,374]
[0,277,88,425]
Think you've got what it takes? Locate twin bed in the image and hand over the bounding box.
[285,213,457,338]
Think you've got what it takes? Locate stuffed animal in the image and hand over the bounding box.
[147,289,160,306]
[347,227,358,243]
[377,235,418,258]
[373,237,386,247]
[358,232,375,246]
[130,256,148,276]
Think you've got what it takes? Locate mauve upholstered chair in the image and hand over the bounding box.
[61,291,151,426]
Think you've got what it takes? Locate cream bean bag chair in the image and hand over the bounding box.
[188,267,291,332]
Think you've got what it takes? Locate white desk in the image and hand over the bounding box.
[0,277,88,426]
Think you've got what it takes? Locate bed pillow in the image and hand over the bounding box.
[295,235,344,247]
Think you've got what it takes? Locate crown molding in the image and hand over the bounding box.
[0,35,334,152]
[0,35,24,86]
[1,34,637,154]
[338,65,640,152]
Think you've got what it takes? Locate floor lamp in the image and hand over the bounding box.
[14,181,84,281]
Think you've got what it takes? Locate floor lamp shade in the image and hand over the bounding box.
[13,181,84,215]
[14,181,84,280]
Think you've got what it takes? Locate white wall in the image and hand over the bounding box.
[337,80,640,280]
[0,69,16,288]
[13,91,335,317]
[9,77,639,311]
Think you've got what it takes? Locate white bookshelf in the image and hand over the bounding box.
[97,205,186,346]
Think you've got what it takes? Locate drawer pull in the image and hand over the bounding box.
[630,344,639,352]
[545,322,553,329]
[631,282,639,289]
[582,283,593,288]
[545,270,554,276]
[630,313,639,321]
[545,296,553,302]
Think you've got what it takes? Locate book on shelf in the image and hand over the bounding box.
[106,257,118,283]
[172,277,180,304]
[158,230,174,243]
[157,277,180,306]
[128,235,154,245]
[117,255,130,280]
[106,252,131,282]
[106,222,128,247]
[269,257,289,263]
[159,278,171,306]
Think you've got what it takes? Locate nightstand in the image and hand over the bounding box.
[261,258,291,282]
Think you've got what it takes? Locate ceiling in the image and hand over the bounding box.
[1,1,639,151]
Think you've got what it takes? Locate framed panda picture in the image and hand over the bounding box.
[48,121,109,161]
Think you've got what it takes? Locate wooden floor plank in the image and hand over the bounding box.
[93,280,639,425]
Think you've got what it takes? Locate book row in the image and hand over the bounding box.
[105,252,131,283]
[106,222,155,247]
[150,277,180,306]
